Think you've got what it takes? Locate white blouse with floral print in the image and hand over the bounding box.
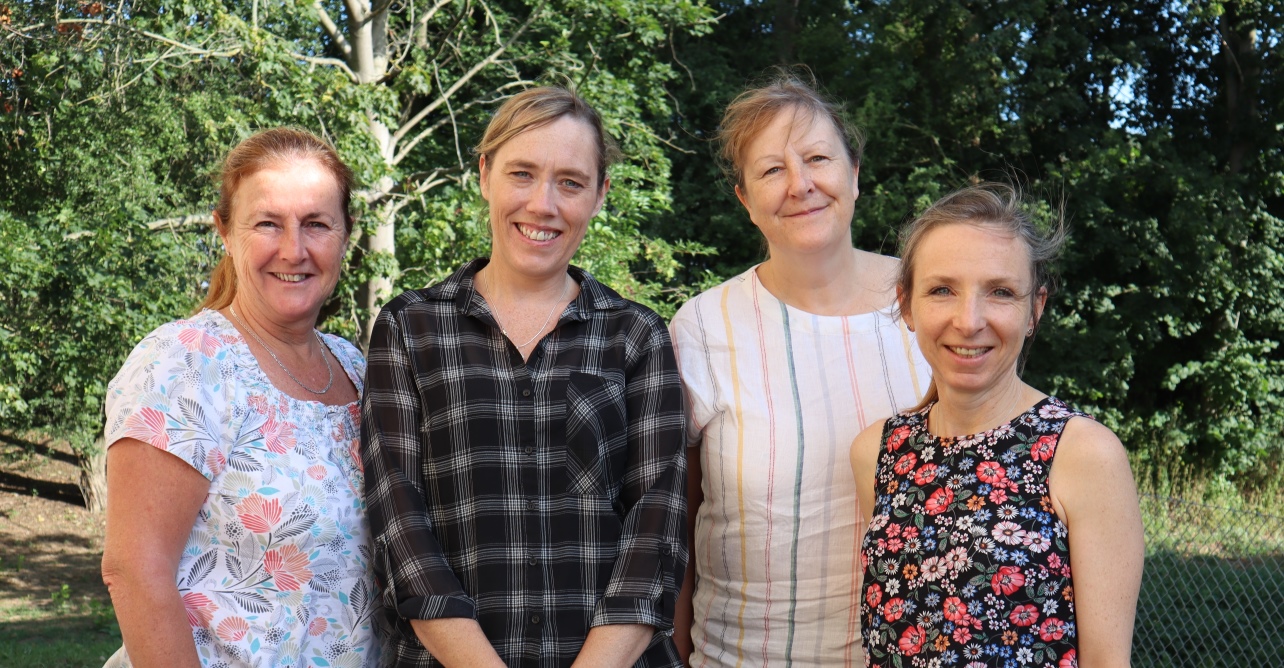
[104,309,379,668]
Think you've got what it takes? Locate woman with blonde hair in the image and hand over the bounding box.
[102,128,378,667]
[851,183,1143,667]
[669,71,930,666]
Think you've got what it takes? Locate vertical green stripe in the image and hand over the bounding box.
[780,302,805,666]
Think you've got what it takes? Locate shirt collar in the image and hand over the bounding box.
[424,258,628,322]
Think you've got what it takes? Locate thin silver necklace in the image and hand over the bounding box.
[229,305,334,395]
[484,270,571,349]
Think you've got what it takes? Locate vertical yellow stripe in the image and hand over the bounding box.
[720,286,749,667]
[897,316,923,400]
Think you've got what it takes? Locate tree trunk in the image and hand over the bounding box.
[1219,2,1259,175]
[77,436,108,513]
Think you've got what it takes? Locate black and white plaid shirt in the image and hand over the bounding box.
[361,259,687,667]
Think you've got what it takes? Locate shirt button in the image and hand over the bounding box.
[660,543,672,555]
[530,614,542,625]
[524,445,534,455]
[522,389,531,397]
[528,557,538,566]
[527,499,537,511]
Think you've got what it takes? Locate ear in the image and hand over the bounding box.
[213,211,231,254]
[851,163,861,201]
[479,154,492,201]
[591,175,611,218]
[897,284,914,332]
[734,183,749,212]
[1031,286,1048,330]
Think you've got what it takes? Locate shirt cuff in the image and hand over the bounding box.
[396,593,478,622]
[589,596,668,631]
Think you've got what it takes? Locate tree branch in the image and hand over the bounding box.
[56,18,241,58]
[312,0,353,58]
[293,52,359,82]
[146,214,215,231]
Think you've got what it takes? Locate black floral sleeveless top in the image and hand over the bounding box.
[860,396,1089,668]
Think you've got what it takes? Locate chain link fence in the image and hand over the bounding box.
[1134,494,1284,666]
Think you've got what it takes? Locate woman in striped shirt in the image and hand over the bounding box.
[669,70,930,667]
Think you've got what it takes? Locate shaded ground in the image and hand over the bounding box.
[0,433,111,625]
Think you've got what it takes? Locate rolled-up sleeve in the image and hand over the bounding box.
[361,304,477,625]
[591,316,688,631]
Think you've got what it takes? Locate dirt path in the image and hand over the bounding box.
[0,434,110,623]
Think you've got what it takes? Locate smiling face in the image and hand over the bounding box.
[733,106,860,258]
[479,115,609,281]
[901,222,1046,402]
[218,157,348,328]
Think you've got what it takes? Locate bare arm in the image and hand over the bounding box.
[850,419,887,536]
[1048,417,1144,668]
[101,438,210,668]
[673,446,703,663]
[409,618,506,667]
[570,623,656,667]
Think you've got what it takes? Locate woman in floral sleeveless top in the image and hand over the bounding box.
[850,184,1143,668]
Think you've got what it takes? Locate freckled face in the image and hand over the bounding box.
[218,159,348,327]
[901,223,1045,400]
[734,107,860,257]
[480,116,609,281]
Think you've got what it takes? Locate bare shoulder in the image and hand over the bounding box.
[851,418,889,463]
[854,249,901,304]
[1057,416,1128,468]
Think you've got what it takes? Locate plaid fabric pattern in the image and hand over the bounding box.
[362,259,687,667]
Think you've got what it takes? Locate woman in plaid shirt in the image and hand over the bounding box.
[361,86,688,667]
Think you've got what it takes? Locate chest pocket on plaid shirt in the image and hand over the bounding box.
[564,371,629,497]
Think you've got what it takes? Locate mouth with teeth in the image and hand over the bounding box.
[517,223,561,242]
[272,273,309,283]
[948,346,991,358]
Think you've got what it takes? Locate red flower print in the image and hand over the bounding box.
[887,425,911,452]
[991,565,1025,596]
[123,406,169,450]
[1031,435,1058,462]
[216,616,249,642]
[952,626,972,644]
[248,395,271,414]
[913,463,938,485]
[866,583,883,609]
[976,461,1005,484]
[1009,604,1039,627]
[182,592,219,628]
[882,598,907,622]
[925,487,954,515]
[262,416,297,454]
[235,494,281,534]
[886,538,904,553]
[901,526,919,541]
[177,327,223,356]
[886,523,902,538]
[897,625,926,656]
[893,452,918,476]
[1039,617,1067,642]
[307,464,327,480]
[1059,649,1078,668]
[942,596,967,622]
[308,617,328,636]
[264,544,313,591]
[988,488,1008,505]
[206,448,226,477]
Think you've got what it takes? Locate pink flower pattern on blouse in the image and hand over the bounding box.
[105,310,378,667]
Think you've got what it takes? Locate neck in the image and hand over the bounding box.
[756,245,861,315]
[478,259,570,303]
[929,375,1044,437]
[228,298,316,349]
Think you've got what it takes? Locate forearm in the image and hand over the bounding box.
[571,623,655,668]
[410,618,506,667]
[104,571,201,668]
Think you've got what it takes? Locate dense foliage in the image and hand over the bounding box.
[2,0,1281,504]
[662,0,1284,489]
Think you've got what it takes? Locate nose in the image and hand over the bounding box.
[526,181,557,217]
[952,293,985,334]
[785,157,814,198]
[278,222,306,262]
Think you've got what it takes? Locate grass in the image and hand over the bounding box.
[1132,494,1284,666]
[0,606,121,668]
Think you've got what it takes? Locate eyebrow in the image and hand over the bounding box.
[750,140,835,166]
[505,159,593,184]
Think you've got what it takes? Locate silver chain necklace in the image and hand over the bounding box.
[485,270,571,350]
[229,305,334,395]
